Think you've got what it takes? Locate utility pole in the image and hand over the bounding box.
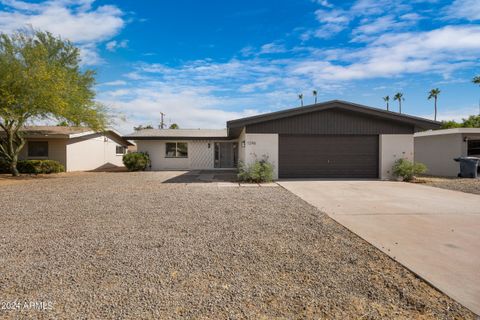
[160,112,165,129]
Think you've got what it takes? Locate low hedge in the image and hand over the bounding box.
[123,152,150,171]
[0,159,65,174]
[17,160,65,174]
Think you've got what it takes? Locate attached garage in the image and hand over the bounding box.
[228,100,441,180]
[279,135,379,178]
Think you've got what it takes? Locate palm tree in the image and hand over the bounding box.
[473,76,480,115]
[313,90,318,104]
[393,92,404,113]
[298,93,304,107]
[383,95,390,111]
[428,88,441,121]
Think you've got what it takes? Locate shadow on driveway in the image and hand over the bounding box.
[162,170,238,183]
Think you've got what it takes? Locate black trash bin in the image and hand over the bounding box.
[454,157,480,178]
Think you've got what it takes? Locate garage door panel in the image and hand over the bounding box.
[279,135,378,178]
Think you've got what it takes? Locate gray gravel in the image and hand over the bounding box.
[417,176,480,195]
[0,172,475,319]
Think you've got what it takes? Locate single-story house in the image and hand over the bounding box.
[414,128,480,177]
[14,126,134,172]
[125,100,440,179]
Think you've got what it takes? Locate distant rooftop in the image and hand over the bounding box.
[7,126,134,145]
[124,128,228,140]
[414,128,480,137]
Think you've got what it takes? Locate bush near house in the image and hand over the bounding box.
[393,158,427,182]
[11,160,65,174]
[238,158,274,183]
[123,152,150,171]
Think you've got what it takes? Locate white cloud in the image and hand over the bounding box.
[99,83,262,133]
[0,0,126,65]
[259,42,287,54]
[444,0,480,21]
[314,0,333,8]
[292,25,480,81]
[99,80,127,86]
[312,9,350,38]
[106,39,128,51]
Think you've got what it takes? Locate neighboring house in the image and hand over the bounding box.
[15,126,133,172]
[414,128,480,177]
[125,100,440,179]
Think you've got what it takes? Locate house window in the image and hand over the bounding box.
[28,141,48,157]
[116,145,126,155]
[165,142,188,158]
[468,140,480,157]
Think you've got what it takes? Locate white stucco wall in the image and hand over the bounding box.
[20,138,68,168]
[66,133,125,171]
[414,134,463,177]
[242,133,279,179]
[135,140,215,170]
[379,134,414,180]
[238,128,246,164]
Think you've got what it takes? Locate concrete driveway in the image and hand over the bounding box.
[278,180,480,315]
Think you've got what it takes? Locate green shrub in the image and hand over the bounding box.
[16,160,65,174]
[123,152,150,171]
[238,158,274,183]
[392,158,427,182]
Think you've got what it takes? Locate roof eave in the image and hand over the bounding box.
[227,100,441,130]
[124,136,231,140]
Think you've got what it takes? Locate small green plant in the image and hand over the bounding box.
[392,158,427,182]
[16,160,65,174]
[238,156,274,183]
[123,152,150,171]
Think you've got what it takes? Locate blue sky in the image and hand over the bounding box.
[0,0,480,133]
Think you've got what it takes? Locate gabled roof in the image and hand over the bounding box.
[15,126,134,146]
[227,100,441,131]
[124,128,228,140]
[20,126,93,137]
[414,128,480,137]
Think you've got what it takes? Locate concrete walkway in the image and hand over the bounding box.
[278,180,480,315]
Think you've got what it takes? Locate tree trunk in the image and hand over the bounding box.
[387,102,389,111]
[10,157,19,177]
[434,98,437,121]
[399,101,402,114]
[0,121,25,177]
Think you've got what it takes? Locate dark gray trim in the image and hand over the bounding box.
[228,100,440,135]
[245,107,414,135]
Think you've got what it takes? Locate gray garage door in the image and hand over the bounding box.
[279,135,379,178]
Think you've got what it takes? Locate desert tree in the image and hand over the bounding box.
[428,88,441,121]
[0,30,107,176]
[312,90,318,104]
[169,123,179,129]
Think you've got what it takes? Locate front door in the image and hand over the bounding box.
[214,142,238,168]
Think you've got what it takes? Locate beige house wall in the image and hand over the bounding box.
[414,134,463,177]
[20,138,68,168]
[379,134,414,180]
[242,133,279,180]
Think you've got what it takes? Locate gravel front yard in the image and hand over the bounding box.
[0,172,475,319]
[417,176,480,195]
